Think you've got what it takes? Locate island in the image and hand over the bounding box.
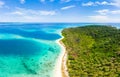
[61,25,120,77]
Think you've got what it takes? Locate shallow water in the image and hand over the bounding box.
[0,38,61,77]
[0,23,119,77]
[0,23,62,77]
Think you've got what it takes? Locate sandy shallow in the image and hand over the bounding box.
[53,36,69,77]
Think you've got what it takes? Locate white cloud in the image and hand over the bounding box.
[82,1,120,7]
[0,1,5,8]
[89,15,108,20]
[90,8,120,22]
[111,10,120,14]
[61,5,75,10]
[89,15,109,22]
[88,15,120,22]
[96,9,109,15]
[82,1,94,6]
[111,0,120,7]
[20,0,25,4]
[39,11,56,15]
[4,7,57,22]
[96,9,120,15]
[95,1,109,5]
[11,11,24,15]
[10,7,56,16]
[82,1,111,6]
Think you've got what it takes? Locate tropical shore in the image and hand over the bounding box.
[53,35,69,77]
[60,40,69,77]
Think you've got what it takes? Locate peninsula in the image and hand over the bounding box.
[61,25,120,77]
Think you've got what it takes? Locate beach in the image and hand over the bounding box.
[53,35,69,77]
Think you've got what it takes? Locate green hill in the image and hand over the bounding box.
[62,25,120,77]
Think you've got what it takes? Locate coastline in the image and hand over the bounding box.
[53,35,69,77]
[59,40,69,77]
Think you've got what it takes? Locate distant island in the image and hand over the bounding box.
[61,25,120,77]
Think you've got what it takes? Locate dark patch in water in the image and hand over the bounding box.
[0,39,42,56]
[0,28,61,40]
[22,60,37,74]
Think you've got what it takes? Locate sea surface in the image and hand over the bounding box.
[0,23,119,77]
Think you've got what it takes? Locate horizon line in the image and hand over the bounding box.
[0,22,120,24]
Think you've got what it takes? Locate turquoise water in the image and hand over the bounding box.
[0,23,119,77]
[0,34,61,77]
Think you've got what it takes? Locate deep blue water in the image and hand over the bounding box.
[0,39,44,56]
[0,23,119,77]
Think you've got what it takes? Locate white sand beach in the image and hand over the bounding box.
[53,36,69,77]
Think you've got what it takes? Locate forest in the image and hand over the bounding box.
[62,25,120,77]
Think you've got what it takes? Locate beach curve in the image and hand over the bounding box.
[53,34,69,77]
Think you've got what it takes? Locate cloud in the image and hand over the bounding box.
[111,10,120,14]
[10,7,56,16]
[88,15,120,22]
[96,9,109,15]
[6,7,57,22]
[89,9,120,22]
[95,1,110,5]
[20,0,25,4]
[61,5,75,10]
[11,11,24,15]
[96,9,120,15]
[0,1,5,8]
[88,15,109,22]
[39,11,56,15]
[82,1,120,7]
[82,1,94,6]
[111,0,120,7]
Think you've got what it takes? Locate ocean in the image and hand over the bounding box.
[0,23,119,77]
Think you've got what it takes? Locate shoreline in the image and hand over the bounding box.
[59,40,69,77]
[54,35,69,77]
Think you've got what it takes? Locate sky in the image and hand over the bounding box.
[0,0,120,22]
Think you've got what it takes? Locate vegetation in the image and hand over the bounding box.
[62,25,120,77]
